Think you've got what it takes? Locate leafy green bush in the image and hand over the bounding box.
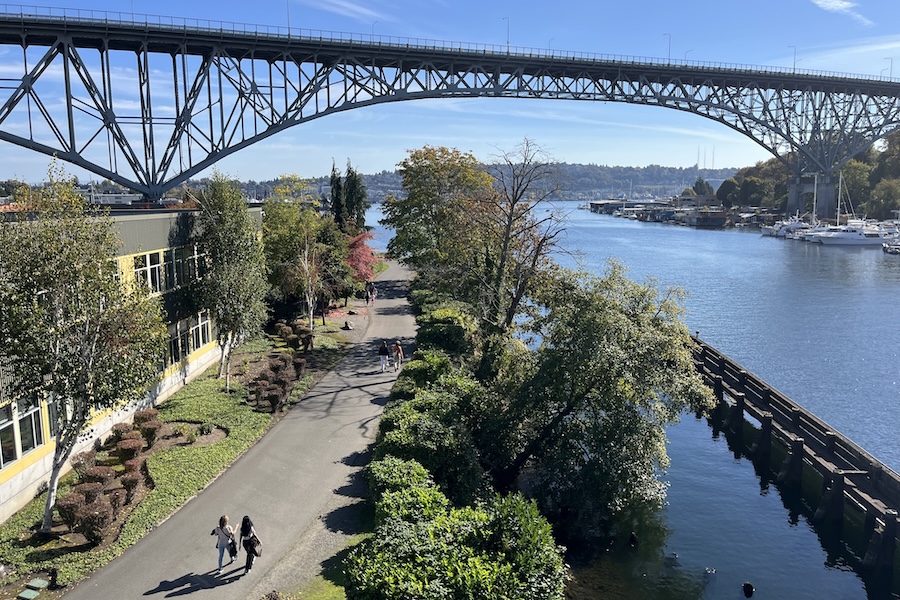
[116,439,143,462]
[416,306,477,355]
[55,493,85,530]
[375,391,483,505]
[345,494,566,600]
[375,486,449,523]
[396,350,452,389]
[367,457,432,502]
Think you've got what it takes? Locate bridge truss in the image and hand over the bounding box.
[0,10,899,208]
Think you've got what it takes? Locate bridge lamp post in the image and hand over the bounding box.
[789,45,797,71]
[503,17,510,53]
[663,33,671,63]
[372,21,377,37]
[886,57,894,79]
[684,49,693,61]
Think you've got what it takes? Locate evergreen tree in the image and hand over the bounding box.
[330,162,346,230]
[344,161,370,231]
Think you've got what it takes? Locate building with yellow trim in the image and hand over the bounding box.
[0,207,262,524]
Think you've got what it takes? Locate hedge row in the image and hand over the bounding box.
[343,297,567,599]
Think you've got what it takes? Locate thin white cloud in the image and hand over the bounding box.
[295,0,386,24]
[809,0,872,26]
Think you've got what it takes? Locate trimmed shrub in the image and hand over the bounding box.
[75,497,113,545]
[368,457,433,502]
[72,482,104,504]
[396,350,452,389]
[116,438,143,462]
[107,488,126,518]
[197,422,214,436]
[121,472,142,504]
[123,458,143,473]
[139,420,162,446]
[55,492,86,530]
[257,369,275,383]
[133,408,159,425]
[70,450,97,481]
[110,422,134,443]
[121,429,144,442]
[293,356,307,376]
[82,465,117,485]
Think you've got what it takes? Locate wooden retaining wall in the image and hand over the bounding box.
[692,336,900,580]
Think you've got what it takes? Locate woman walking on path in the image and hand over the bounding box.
[210,515,236,574]
[378,340,390,372]
[391,340,404,371]
[240,515,261,574]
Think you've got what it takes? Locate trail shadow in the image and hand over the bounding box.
[143,567,243,597]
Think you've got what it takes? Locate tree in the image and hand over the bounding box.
[329,162,347,231]
[478,262,714,536]
[716,178,739,208]
[381,146,493,275]
[195,172,268,391]
[0,164,167,533]
[692,176,714,196]
[737,176,770,206]
[343,161,369,231]
[273,173,315,205]
[859,179,900,220]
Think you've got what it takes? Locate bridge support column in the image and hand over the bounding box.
[776,437,804,486]
[723,392,745,433]
[787,174,838,220]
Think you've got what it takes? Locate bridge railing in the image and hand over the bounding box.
[0,3,895,84]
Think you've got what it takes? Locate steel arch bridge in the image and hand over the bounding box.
[1,8,899,213]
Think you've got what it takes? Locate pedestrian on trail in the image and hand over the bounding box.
[240,515,262,574]
[391,340,404,371]
[210,514,236,574]
[379,340,390,372]
[366,281,376,305]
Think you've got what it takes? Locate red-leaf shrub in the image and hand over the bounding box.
[70,450,97,481]
[116,438,143,462]
[83,465,117,485]
[133,408,159,425]
[56,492,85,530]
[121,472,142,504]
[110,422,134,443]
[75,497,113,544]
[124,458,143,473]
[72,482,104,504]
[121,430,144,442]
[139,420,162,447]
[107,489,126,517]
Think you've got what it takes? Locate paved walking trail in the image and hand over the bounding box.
[62,262,416,600]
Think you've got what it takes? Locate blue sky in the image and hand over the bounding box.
[2,0,900,183]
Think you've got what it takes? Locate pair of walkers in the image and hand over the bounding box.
[378,340,404,372]
[210,514,262,575]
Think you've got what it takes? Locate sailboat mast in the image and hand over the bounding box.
[837,172,842,225]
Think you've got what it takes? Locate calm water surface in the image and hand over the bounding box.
[367,203,900,599]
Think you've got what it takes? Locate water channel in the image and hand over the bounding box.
[366,202,900,599]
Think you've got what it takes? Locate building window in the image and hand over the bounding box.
[0,405,16,469]
[17,397,43,454]
[191,311,211,351]
[133,251,163,295]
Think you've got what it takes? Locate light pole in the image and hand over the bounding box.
[663,33,671,62]
[503,17,509,53]
[548,38,554,51]
[286,0,291,35]
[684,49,693,61]
[372,21,377,37]
[788,45,797,70]
[886,57,894,78]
